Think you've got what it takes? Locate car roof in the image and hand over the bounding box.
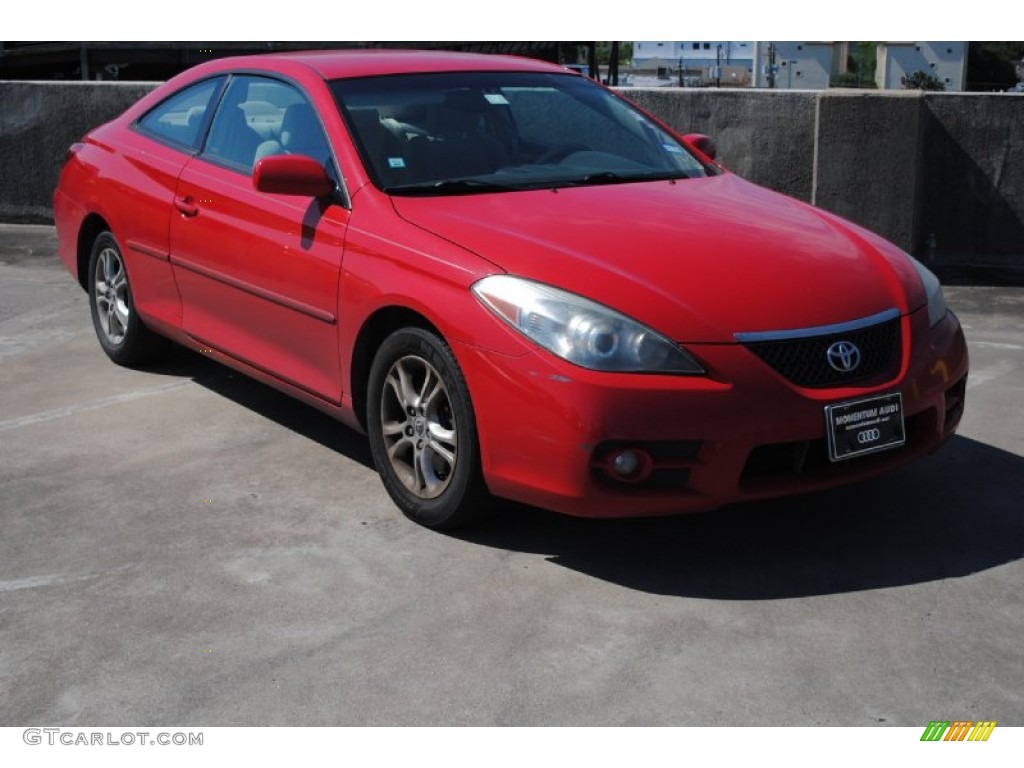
[203,49,571,81]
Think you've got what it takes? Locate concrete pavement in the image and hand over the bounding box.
[1,224,1021,725]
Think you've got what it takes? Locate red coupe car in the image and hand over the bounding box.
[54,50,968,528]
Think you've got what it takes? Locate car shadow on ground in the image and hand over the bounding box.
[144,344,374,470]
[456,435,1024,600]
[141,347,1021,601]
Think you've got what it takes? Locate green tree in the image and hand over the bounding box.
[901,70,946,91]
[966,42,1024,91]
[596,42,633,65]
[852,41,877,86]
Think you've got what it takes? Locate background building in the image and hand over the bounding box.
[633,41,753,68]
[752,42,841,89]
[752,42,968,91]
[876,42,968,91]
[632,41,754,86]
[0,40,974,92]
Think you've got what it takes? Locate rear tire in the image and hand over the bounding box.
[366,327,489,529]
[87,231,167,367]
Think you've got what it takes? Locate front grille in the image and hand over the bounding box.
[742,316,901,388]
[944,375,967,432]
[739,410,927,489]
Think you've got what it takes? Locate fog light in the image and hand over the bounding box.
[613,451,640,477]
[602,448,653,483]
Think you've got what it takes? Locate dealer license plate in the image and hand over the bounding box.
[825,393,905,462]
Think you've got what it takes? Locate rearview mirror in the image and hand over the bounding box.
[253,154,334,198]
[683,133,717,161]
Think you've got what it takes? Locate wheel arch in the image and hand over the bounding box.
[350,305,443,432]
[76,213,112,291]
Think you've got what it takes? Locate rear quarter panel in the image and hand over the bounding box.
[57,122,191,332]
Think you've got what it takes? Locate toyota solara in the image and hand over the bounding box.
[54,50,968,529]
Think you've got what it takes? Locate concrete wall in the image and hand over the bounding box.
[919,95,1024,265]
[0,81,158,223]
[625,89,818,202]
[811,91,925,254]
[1,81,1022,269]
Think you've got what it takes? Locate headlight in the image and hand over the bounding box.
[472,275,704,374]
[909,256,947,327]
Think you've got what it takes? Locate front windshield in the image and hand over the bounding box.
[330,71,713,195]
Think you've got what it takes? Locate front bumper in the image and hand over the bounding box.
[454,307,968,518]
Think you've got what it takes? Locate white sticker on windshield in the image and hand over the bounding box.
[387,157,407,169]
[663,144,683,153]
[484,94,510,105]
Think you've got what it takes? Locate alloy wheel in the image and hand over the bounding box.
[93,245,130,345]
[379,355,458,499]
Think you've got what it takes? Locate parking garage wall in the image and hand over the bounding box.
[0,81,158,223]
[1,81,1022,270]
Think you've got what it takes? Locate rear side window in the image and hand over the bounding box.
[136,78,223,151]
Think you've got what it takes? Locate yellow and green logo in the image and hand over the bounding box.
[920,721,996,741]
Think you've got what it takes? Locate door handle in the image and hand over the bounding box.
[174,196,199,217]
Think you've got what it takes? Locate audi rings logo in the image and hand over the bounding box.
[826,340,861,372]
[857,428,881,444]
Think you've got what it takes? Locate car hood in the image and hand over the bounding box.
[390,174,923,343]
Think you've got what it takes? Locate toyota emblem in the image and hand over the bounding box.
[826,340,861,372]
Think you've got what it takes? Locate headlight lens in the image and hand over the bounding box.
[472,275,704,374]
[909,256,947,327]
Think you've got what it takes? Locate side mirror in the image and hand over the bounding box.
[253,154,334,198]
[683,133,717,161]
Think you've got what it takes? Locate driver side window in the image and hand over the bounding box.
[203,76,333,175]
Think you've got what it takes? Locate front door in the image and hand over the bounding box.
[169,75,348,403]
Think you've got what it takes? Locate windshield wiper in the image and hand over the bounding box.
[386,178,517,196]
[558,171,687,187]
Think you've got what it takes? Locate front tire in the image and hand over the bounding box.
[87,231,166,367]
[367,327,488,529]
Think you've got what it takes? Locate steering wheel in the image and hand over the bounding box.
[535,143,590,164]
